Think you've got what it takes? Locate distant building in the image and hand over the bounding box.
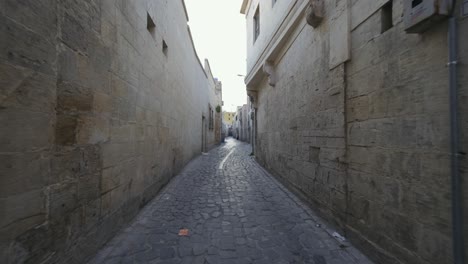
[223,111,236,126]
[203,60,223,148]
[232,104,251,143]
[239,104,250,143]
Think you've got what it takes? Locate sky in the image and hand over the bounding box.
[184,0,247,112]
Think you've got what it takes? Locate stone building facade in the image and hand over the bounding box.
[0,0,222,263]
[232,104,251,142]
[203,59,224,149]
[241,0,467,264]
[223,111,236,126]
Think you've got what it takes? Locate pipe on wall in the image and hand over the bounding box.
[448,1,464,262]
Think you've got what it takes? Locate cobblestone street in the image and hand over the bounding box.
[88,138,373,264]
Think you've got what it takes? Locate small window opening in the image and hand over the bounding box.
[381,1,393,33]
[147,13,156,39]
[412,0,423,8]
[162,40,168,55]
[253,6,260,42]
[272,0,277,7]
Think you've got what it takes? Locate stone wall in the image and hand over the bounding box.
[0,0,221,263]
[244,0,468,263]
[243,0,294,73]
[240,104,251,143]
[204,59,223,148]
[460,7,468,263]
[345,1,465,263]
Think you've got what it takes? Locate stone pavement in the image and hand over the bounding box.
[88,138,373,264]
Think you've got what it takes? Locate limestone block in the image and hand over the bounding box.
[400,188,450,236]
[93,92,112,116]
[75,116,110,145]
[51,146,100,187]
[0,153,49,198]
[351,0,389,30]
[102,142,136,168]
[60,14,91,54]
[350,11,381,51]
[318,147,346,166]
[347,95,369,122]
[347,64,383,99]
[348,120,379,147]
[101,165,123,194]
[77,173,101,203]
[57,47,79,83]
[0,63,33,104]
[374,211,421,253]
[367,90,388,119]
[57,82,93,113]
[83,199,101,231]
[330,188,346,215]
[4,0,57,41]
[329,0,350,69]
[59,0,101,53]
[2,16,56,75]
[347,193,372,225]
[379,177,402,209]
[0,65,56,113]
[0,189,45,229]
[101,18,118,49]
[110,124,136,143]
[417,228,451,264]
[100,185,127,216]
[76,50,111,94]
[55,114,79,146]
[48,181,78,222]
[0,109,53,152]
[111,75,129,99]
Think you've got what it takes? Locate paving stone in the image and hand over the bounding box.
[88,139,372,264]
[192,243,207,256]
[207,246,218,255]
[178,247,192,258]
[159,247,175,260]
[211,211,222,218]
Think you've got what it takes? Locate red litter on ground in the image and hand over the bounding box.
[178,229,189,236]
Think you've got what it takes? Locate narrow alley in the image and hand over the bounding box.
[88,138,372,264]
[1,0,467,263]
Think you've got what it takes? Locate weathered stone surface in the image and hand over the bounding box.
[243,1,468,264]
[1,0,223,263]
[1,16,56,75]
[4,0,57,41]
[0,109,54,152]
[0,153,50,198]
[0,66,56,113]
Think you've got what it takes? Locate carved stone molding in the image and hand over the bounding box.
[306,0,324,28]
[247,91,258,108]
[262,61,276,87]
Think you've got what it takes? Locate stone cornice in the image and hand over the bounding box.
[244,0,309,90]
[240,0,250,14]
[181,0,189,22]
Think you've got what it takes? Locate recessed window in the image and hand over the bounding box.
[412,0,423,8]
[162,40,168,55]
[253,6,260,42]
[381,1,393,33]
[208,105,214,130]
[147,13,156,39]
